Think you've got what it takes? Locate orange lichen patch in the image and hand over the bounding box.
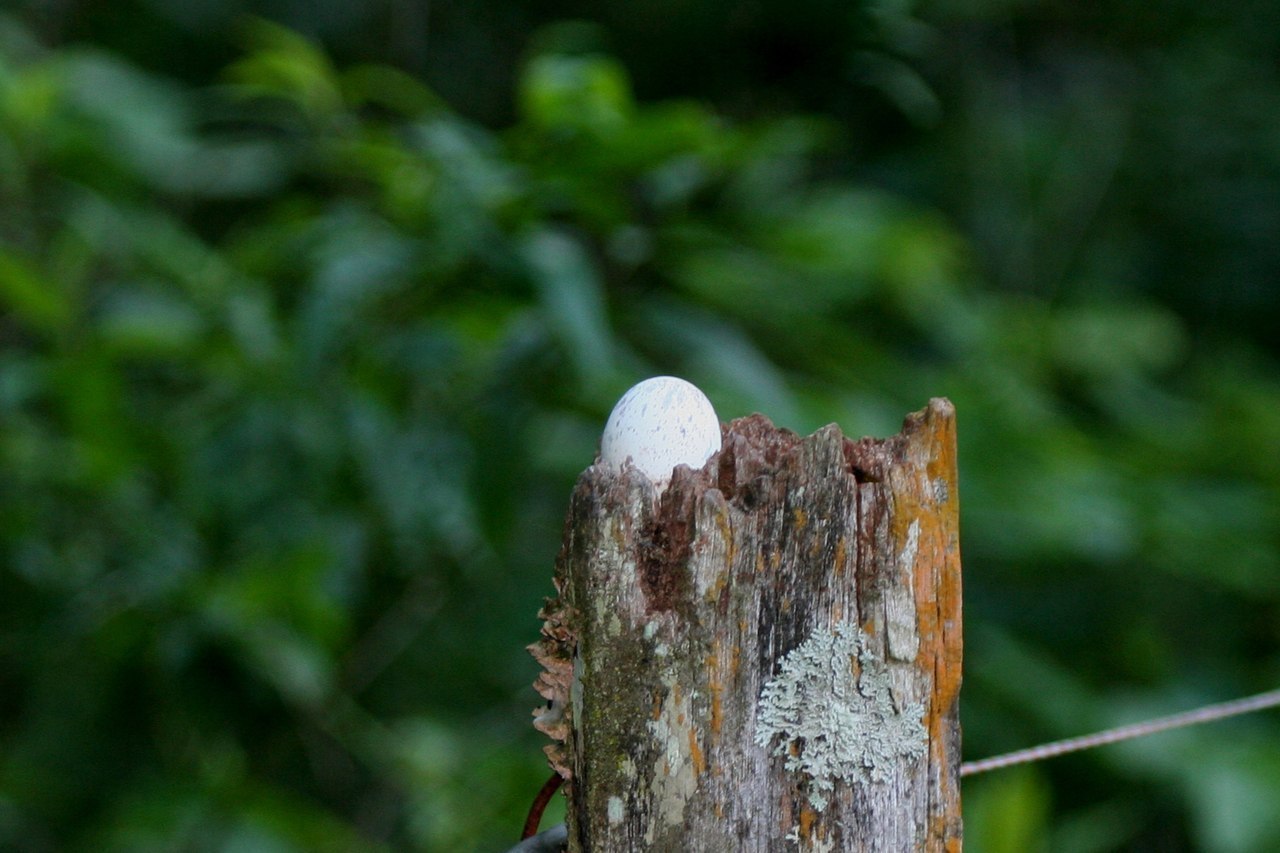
[894,399,963,843]
[907,401,963,789]
[907,514,941,647]
[707,649,724,735]
[929,813,964,853]
[715,504,734,555]
[609,518,629,552]
[924,553,963,774]
[670,683,685,725]
[770,551,781,570]
[704,570,729,604]
[833,535,847,577]
[887,488,924,556]
[797,804,817,840]
[688,728,706,776]
[792,507,808,529]
[923,400,958,499]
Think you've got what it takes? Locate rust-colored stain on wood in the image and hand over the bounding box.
[710,687,724,736]
[714,508,735,565]
[797,804,817,840]
[689,728,706,777]
[704,570,729,605]
[708,642,725,736]
[903,400,964,850]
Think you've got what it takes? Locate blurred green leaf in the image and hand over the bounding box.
[225,19,343,120]
[341,64,442,118]
[522,227,615,390]
[1047,801,1141,853]
[1050,303,1188,381]
[963,769,1052,853]
[1186,744,1280,852]
[519,54,634,136]
[0,248,69,332]
[95,287,204,356]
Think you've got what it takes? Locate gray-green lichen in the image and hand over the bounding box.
[644,672,696,842]
[754,622,926,811]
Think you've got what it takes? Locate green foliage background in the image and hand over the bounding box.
[3,2,1280,850]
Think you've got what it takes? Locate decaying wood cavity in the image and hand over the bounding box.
[529,399,963,851]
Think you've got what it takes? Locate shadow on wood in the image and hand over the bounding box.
[531,399,962,851]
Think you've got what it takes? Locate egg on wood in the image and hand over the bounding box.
[599,376,721,491]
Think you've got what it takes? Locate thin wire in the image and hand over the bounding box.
[960,687,1280,778]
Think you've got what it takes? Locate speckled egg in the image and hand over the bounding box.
[600,376,721,491]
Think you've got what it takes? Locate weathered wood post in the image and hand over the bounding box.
[532,399,962,851]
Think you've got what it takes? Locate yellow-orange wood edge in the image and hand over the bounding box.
[901,399,963,850]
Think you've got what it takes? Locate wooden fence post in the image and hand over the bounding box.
[531,399,963,851]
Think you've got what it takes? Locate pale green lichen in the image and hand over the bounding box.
[754,622,926,811]
[785,825,835,853]
[645,672,696,841]
[607,795,624,825]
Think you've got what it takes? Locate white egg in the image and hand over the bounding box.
[600,376,722,491]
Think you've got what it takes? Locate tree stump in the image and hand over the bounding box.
[531,399,962,851]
